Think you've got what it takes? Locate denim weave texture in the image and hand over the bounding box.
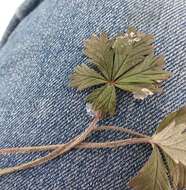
[0,0,185,189]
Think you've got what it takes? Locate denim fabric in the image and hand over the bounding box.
[0,0,185,189]
[0,0,44,48]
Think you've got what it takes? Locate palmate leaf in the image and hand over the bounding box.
[129,107,186,190]
[155,106,186,134]
[154,106,186,189]
[115,54,171,98]
[86,84,116,116]
[70,27,171,116]
[84,33,114,80]
[129,146,171,190]
[152,106,186,165]
[70,64,107,90]
[115,54,169,83]
[112,27,154,80]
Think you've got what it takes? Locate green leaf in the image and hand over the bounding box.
[116,54,170,83]
[70,64,107,90]
[112,27,154,80]
[129,146,171,190]
[152,106,186,165]
[115,54,171,98]
[115,83,161,100]
[86,84,116,116]
[84,33,114,80]
[70,27,172,116]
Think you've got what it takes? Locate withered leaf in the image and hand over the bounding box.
[155,107,186,190]
[111,27,154,80]
[70,64,107,90]
[115,54,170,98]
[155,106,186,134]
[70,27,171,116]
[129,146,171,190]
[84,32,114,80]
[164,152,186,189]
[152,106,186,165]
[86,84,116,116]
[163,153,178,189]
[172,162,186,189]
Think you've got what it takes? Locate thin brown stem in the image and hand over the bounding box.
[0,115,100,176]
[97,125,149,138]
[0,114,151,176]
[0,137,151,154]
[0,137,151,176]
[0,125,148,155]
[80,137,151,148]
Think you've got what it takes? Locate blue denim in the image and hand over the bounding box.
[0,0,185,189]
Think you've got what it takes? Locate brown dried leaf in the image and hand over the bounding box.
[129,146,171,190]
[152,106,186,165]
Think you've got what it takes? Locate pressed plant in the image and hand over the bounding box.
[70,27,171,116]
[0,27,185,190]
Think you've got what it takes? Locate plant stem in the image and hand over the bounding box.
[97,125,148,138]
[0,137,151,154]
[80,137,151,148]
[0,137,151,176]
[0,114,100,176]
[0,114,150,176]
[0,126,148,155]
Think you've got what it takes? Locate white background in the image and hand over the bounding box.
[0,0,24,39]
